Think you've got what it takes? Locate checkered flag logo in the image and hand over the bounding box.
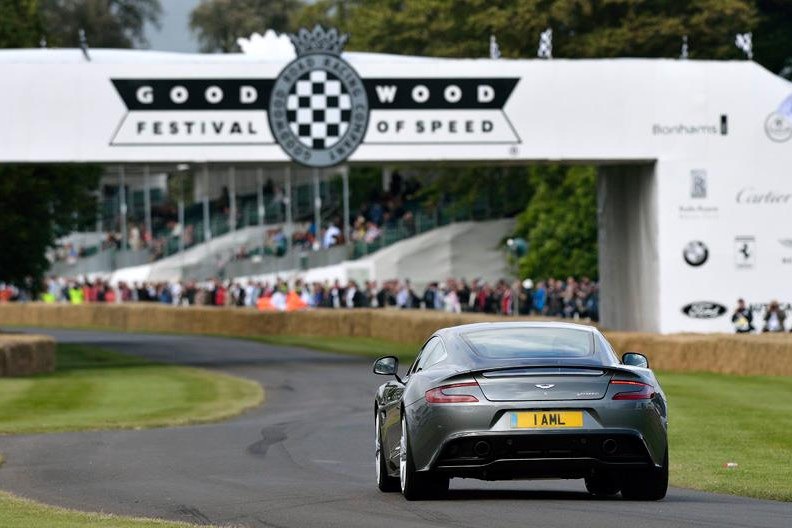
[269,25,369,167]
[286,70,352,150]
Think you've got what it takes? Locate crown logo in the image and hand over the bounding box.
[289,25,349,56]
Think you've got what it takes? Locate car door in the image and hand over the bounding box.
[381,337,439,465]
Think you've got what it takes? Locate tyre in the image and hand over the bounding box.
[400,414,449,500]
[375,412,399,492]
[620,447,669,501]
[585,472,621,497]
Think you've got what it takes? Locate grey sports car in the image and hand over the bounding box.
[373,322,668,500]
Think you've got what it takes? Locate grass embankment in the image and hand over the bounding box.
[0,491,205,528]
[0,344,262,526]
[0,343,263,434]
[258,335,792,501]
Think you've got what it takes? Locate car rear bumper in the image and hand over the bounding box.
[427,429,657,479]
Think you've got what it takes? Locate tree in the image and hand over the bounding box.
[297,0,787,77]
[0,4,102,291]
[513,166,598,280]
[0,0,40,48]
[0,165,102,290]
[39,0,161,48]
[190,0,301,53]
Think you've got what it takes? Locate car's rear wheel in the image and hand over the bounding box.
[375,412,399,492]
[585,472,621,497]
[400,414,449,500]
[620,447,669,501]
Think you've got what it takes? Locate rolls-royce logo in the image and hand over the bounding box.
[268,26,369,168]
[535,384,555,389]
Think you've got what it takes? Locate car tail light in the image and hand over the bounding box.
[610,380,655,400]
[425,382,480,404]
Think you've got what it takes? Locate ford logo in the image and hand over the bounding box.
[681,302,727,319]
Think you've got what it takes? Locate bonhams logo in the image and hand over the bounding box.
[109,26,520,166]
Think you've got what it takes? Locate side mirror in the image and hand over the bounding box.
[373,356,399,376]
[622,352,649,368]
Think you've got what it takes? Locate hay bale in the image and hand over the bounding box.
[2,303,791,376]
[0,334,56,377]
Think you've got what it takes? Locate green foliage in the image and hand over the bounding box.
[413,166,535,220]
[295,0,787,77]
[514,166,598,280]
[0,165,102,288]
[0,0,40,47]
[39,0,161,48]
[190,0,301,52]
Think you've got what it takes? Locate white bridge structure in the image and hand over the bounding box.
[1,47,791,333]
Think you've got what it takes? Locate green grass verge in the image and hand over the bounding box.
[0,491,204,528]
[658,372,792,501]
[0,344,263,435]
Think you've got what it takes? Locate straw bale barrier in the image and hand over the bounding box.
[1,303,791,376]
[0,333,55,377]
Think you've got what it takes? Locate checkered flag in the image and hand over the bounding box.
[286,70,351,150]
[735,32,753,60]
[489,35,501,59]
[537,28,552,59]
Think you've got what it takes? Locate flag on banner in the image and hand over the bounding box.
[538,28,553,59]
[777,93,792,120]
[489,35,501,59]
[735,32,753,59]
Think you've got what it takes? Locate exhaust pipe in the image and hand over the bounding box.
[473,441,492,457]
[602,438,618,455]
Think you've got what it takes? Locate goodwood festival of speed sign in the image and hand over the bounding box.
[109,25,521,167]
[268,26,369,168]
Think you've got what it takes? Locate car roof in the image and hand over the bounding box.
[437,321,599,338]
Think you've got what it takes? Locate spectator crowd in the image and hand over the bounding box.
[0,275,600,320]
[731,298,792,333]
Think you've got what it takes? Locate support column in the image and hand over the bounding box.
[228,165,237,231]
[342,168,350,244]
[202,164,211,242]
[118,165,127,251]
[96,190,103,233]
[284,165,293,256]
[313,168,321,237]
[256,167,265,227]
[178,174,185,254]
[143,165,152,242]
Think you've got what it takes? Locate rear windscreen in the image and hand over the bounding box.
[462,327,593,359]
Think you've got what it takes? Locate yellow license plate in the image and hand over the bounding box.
[511,411,584,429]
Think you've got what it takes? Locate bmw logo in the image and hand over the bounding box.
[683,241,708,267]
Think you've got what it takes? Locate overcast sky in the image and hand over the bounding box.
[144,0,201,52]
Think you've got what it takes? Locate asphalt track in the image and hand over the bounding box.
[1,328,791,528]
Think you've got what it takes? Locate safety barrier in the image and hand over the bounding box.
[1,304,790,376]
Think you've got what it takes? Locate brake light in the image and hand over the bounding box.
[425,382,479,404]
[611,380,655,400]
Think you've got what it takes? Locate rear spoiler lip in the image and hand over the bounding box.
[443,364,642,381]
